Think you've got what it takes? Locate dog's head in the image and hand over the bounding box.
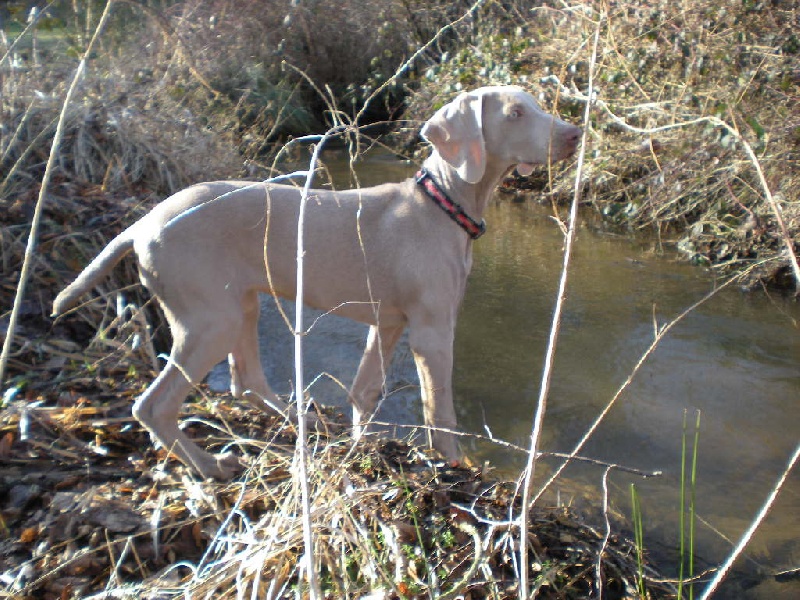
[421,86,581,183]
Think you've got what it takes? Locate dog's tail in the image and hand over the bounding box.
[52,229,135,316]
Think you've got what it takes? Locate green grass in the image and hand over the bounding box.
[631,483,647,598]
[678,409,702,600]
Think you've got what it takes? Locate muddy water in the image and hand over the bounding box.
[210,150,799,598]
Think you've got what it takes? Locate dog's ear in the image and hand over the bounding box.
[421,91,486,184]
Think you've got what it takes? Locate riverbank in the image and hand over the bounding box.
[0,354,676,598]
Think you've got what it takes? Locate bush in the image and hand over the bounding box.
[120,0,478,142]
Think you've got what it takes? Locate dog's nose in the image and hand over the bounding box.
[566,124,582,145]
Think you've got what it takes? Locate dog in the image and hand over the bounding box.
[53,86,581,479]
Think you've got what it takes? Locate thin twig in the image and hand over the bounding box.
[0,0,58,69]
[698,443,800,600]
[367,419,662,478]
[596,466,614,600]
[116,0,222,98]
[543,75,799,292]
[530,273,739,508]
[438,522,484,600]
[355,0,489,125]
[293,125,346,600]
[518,13,602,599]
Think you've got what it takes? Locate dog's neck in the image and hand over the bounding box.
[421,154,514,223]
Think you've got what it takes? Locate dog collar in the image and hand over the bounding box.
[415,169,486,240]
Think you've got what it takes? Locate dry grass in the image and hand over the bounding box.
[2,2,796,598]
[1,11,245,361]
[0,350,676,598]
[0,76,242,200]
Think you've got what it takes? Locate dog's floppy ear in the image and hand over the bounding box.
[421,90,486,184]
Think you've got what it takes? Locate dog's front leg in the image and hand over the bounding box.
[408,320,460,461]
[350,324,405,439]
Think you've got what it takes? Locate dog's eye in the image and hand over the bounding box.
[509,107,523,119]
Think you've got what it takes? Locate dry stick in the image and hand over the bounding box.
[596,466,614,600]
[265,5,496,578]
[288,0,491,457]
[698,442,800,600]
[0,0,115,389]
[517,17,602,600]
[355,0,488,124]
[366,421,662,479]
[531,274,740,510]
[524,100,795,507]
[0,0,58,68]
[733,132,799,292]
[0,114,59,197]
[299,0,486,434]
[306,0,485,455]
[293,125,346,600]
[116,0,222,98]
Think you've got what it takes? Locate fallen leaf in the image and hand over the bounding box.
[0,432,13,458]
[20,527,38,544]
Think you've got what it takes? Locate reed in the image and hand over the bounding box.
[630,483,647,598]
[678,409,701,600]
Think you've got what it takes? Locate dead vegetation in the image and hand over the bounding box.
[0,354,676,598]
[405,0,799,290]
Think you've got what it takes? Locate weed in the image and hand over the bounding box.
[678,409,701,600]
[631,483,647,598]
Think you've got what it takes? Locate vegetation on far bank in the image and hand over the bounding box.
[403,0,799,290]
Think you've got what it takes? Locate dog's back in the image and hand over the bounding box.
[52,181,255,315]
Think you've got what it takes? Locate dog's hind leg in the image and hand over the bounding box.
[133,319,243,480]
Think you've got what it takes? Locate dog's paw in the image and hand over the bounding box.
[212,451,245,480]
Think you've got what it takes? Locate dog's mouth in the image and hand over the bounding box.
[515,143,578,175]
[515,163,535,176]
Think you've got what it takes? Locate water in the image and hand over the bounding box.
[457,200,799,599]
[212,150,799,598]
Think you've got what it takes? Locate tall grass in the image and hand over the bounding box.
[630,483,646,598]
[0,0,116,396]
[678,409,701,600]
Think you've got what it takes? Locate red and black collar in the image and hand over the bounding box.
[416,168,486,240]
